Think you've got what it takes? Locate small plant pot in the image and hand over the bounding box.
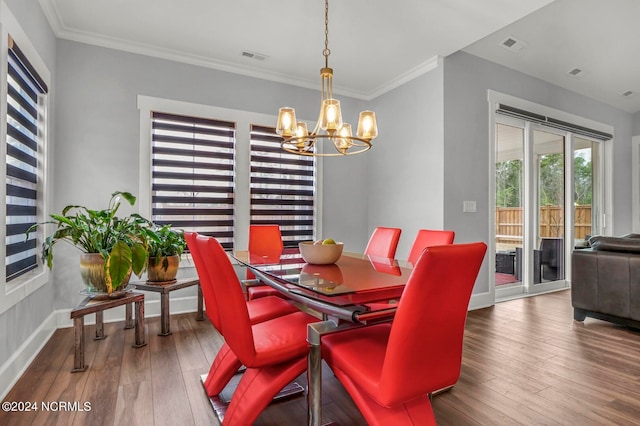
[79,253,131,295]
[147,255,179,283]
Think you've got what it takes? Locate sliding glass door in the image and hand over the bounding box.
[494,116,603,298]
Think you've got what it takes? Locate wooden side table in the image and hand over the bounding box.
[70,291,146,372]
[132,277,204,336]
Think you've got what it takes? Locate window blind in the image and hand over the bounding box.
[151,111,236,250]
[5,36,48,282]
[249,124,315,248]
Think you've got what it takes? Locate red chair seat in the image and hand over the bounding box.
[246,296,298,324]
[250,311,315,366]
[248,285,281,300]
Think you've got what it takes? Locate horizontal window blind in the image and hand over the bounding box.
[5,36,47,282]
[497,104,612,141]
[151,111,236,250]
[250,125,315,248]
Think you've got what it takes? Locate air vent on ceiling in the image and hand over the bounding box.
[567,68,585,78]
[621,90,634,97]
[241,50,268,61]
[499,36,527,53]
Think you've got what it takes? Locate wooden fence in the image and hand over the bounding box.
[496,205,592,246]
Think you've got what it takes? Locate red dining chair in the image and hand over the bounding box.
[322,242,487,426]
[245,224,284,300]
[196,235,318,425]
[407,229,455,264]
[364,226,402,259]
[184,232,299,397]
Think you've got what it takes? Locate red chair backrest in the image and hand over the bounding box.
[378,242,486,406]
[364,227,402,259]
[247,225,284,280]
[407,229,455,265]
[184,231,223,331]
[249,224,284,254]
[196,235,257,364]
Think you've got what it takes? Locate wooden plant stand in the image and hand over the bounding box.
[132,277,204,336]
[70,291,146,372]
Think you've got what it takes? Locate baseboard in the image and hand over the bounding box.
[56,295,201,328]
[0,310,58,400]
[469,291,494,310]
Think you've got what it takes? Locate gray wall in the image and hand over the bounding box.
[0,0,57,377]
[443,51,635,293]
[53,40,370,308]
[368,64,445,259]
[634,112,640,136]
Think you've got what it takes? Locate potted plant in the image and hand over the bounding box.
[142,224,186,283]
[26,191,150,295]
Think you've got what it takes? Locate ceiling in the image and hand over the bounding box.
[38,0,640,113]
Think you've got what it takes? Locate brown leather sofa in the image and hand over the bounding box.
[572,235,640,329]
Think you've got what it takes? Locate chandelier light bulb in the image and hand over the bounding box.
[335,123,353,154]
[356,111,378,141]
[276,107,297,137]
[295,122,309,150]
[320,99,342,133]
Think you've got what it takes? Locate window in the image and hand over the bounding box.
[5,36,48,282]
[138,96,321,254]
[0,6,51,315]
[250,125,315,247]
[150,111,236,250]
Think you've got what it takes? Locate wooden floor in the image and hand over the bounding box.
[3,289,640,425]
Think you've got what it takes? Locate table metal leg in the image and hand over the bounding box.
[159,292,171,336]
[94,311,105,340]
[133,300,147,348]
[307,320,343,426]
[72,317,88,372]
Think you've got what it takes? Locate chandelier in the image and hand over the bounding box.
[276,0,378,156]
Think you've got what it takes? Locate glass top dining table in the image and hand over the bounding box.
[231,248,414,425]
[232,249,413,321]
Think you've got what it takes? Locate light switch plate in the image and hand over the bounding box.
[463,200,477,213]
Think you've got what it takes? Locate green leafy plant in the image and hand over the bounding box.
[26,191,150,293]
[142,224,186,272]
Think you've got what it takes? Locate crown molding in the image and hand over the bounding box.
[39,0,438,101]
[363,55,441,100]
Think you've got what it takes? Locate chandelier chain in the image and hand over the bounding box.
[323,0,330,68]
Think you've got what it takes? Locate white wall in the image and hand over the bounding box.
[53,40,370,309]
[443,51,635,295]
[368,62,445,259]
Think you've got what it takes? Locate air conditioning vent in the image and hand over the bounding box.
[500,36,527,53]
[241,50,268,61]
[567,68,584,78]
